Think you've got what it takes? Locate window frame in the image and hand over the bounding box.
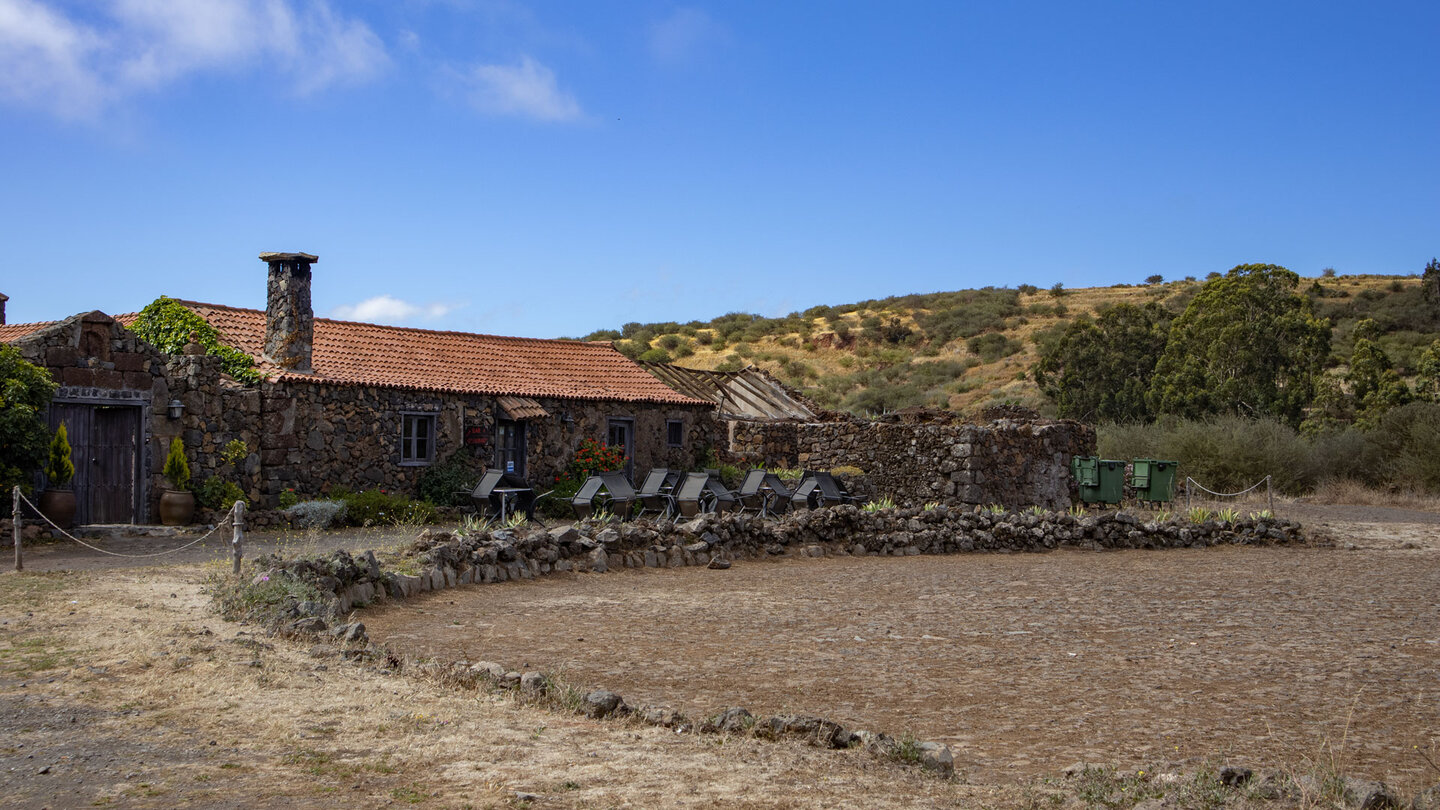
[399,411,437,466]
[666,419,685,448]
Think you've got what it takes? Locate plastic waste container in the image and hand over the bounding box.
[1131,458,1177,504]
[1072,457,1125,505]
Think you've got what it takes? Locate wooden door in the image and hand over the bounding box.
[494,420,526,476]
[90,407,140,524]
[48,404,141,525]
[606,419,634,478]
[49,404,93,524]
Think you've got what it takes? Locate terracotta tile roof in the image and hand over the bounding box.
[0,321,58,344]
[497,395,551,420]
[174,301,705,405]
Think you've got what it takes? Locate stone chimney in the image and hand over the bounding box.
[259,252,317,373]
[0,292,7,325]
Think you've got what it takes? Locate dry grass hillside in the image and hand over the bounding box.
[585,272,1437,418]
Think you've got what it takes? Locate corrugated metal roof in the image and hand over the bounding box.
[640,363,816,421]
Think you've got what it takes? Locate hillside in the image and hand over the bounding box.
[583,271,1439,418]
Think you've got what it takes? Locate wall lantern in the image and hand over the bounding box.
[560,411,575,426]
[167,399,185,420]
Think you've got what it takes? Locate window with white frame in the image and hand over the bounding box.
[400,413,436,465]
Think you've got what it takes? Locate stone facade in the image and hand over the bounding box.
[728,417,1095,510]
[261,253,316,372]
[10,312,718,520]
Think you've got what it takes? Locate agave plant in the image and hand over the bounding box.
[1216,507,1241,525]
[1024,505,1045,516]
[1186,506,1213,523]
[1249,509,1275,520]
[501,511,530,529]
[922,501,941,511]
[1067,504,1088,517]
[862,496,897,512]
[456,513,489,537]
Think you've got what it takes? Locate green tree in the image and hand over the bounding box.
[1032,303,1171,422]
[0,346,58,500]
[1416,339,1440,401]
[1148,264,1331,428]
[1423,257,1440,308]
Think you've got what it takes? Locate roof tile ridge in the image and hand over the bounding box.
[307,315,611,346]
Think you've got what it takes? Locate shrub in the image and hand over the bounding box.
[130,297,262,383]
[1017,284,1039,295]
[638,347,672,363]
[277,488,299,509]
[1145,274,1165,285]
[197,477,248,510]
[336,489,437,527]
[282,499,348,529]
[417,450,483,507]
[163,437,190,491]
[46,422,74,487]
[0,346,57,502]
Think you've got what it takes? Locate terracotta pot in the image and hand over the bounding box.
[38,488,77,530]
[159,490,195,526]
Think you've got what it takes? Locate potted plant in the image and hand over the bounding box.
[38,422,77,529]
[159,436,195,526]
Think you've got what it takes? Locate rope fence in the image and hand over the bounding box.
[9,486,246,574]
[1185,475,1274,513]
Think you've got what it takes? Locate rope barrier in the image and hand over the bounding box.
[1184,475,1271,498]
[13,490,235,559]
[1184,475,1274,513]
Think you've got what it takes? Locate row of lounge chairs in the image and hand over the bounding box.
[569,467,864,521]
[464,467,862,524]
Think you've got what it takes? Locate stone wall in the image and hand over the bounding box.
[9,312,185,522]
[12,313,719,518]
[729,418,1095,510]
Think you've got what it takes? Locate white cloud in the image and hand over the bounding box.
[0,0,388,119]
[463,55,581,122]
[0,0,105,119]
[647,7,726,65]
[330,295,460,325]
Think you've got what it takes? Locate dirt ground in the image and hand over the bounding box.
[1,503,1437,808]
[365,542,1440,788]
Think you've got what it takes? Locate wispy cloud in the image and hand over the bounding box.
[330,295,460,325]
[461,55,582,122]
[0,0,388,120]
[647,7,726,66]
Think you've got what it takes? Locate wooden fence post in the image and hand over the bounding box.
[231,500,245,575]
[12,486,22,572]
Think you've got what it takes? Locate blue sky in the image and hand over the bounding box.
[2,1,1436,338]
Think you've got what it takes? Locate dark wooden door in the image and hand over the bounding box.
[91,407,140,524]
[606,419,634,478]
[48,404,141,525]
[494,420,526,476]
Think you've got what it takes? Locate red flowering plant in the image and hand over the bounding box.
[539,438,629,518]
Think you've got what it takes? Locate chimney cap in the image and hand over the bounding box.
[259,252,319,263]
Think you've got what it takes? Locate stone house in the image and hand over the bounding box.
[1,253,716,524]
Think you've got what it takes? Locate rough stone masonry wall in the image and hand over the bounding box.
[729,418,1095,510]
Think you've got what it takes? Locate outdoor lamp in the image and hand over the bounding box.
[167,399,185,420]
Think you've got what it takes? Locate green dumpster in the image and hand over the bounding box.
[1132,458,1178,505]
[1072,457,1125,505]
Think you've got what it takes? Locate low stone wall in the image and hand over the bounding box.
[729,419,1096,510]
[256,506,1306,620]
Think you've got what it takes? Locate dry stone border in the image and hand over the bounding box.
[239,504,1309,780]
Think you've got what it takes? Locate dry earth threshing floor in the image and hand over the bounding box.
[366,524,1440,787]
